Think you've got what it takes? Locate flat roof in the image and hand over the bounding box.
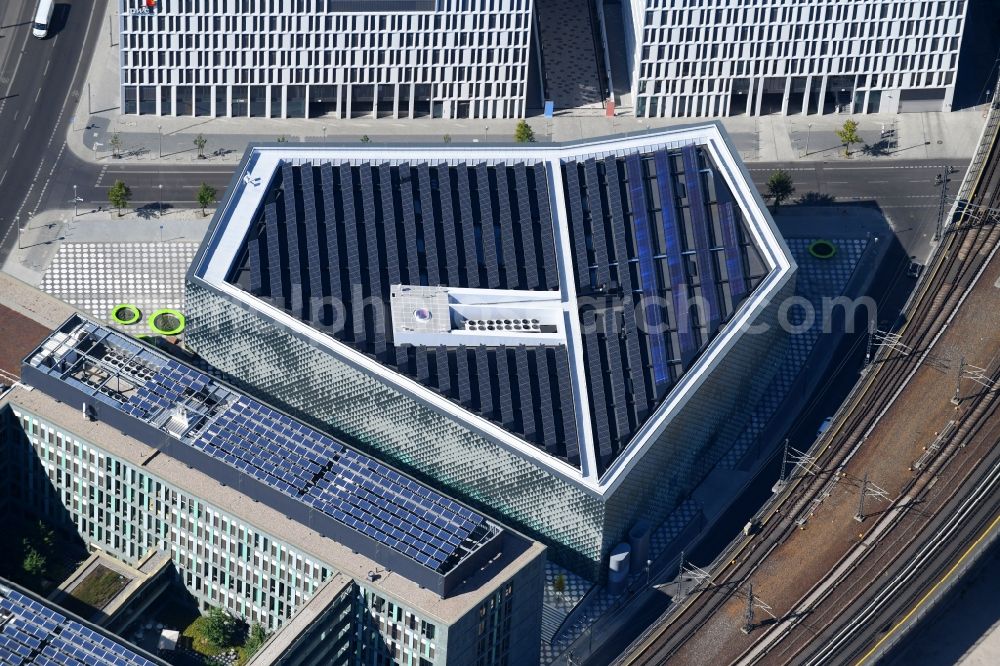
[19,316,533,598]
[190,125,795,488]
[4,384,544,624]
[0,578,166,666]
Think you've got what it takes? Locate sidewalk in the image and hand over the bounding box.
[70,0,987,167]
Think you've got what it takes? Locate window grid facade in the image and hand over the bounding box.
[628,0,968,117]
[118,0,533,119]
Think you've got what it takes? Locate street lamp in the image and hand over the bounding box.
[322,126,327,141]
[159,183,163,217]
[16,215,21,250]
[73,184,78,217]
[158,124,162,158]
[804,122,813,157]
[485,125,489,143]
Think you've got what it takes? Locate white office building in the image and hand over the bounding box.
[117,0,533,119]
[621,0,969,117]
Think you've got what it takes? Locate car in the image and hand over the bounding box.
[907,261,924,279]
[817,417,833,438]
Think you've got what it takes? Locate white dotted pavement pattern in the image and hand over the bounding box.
[40,242,199,336]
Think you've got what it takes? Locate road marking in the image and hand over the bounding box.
[11,143,18,157]
[43,59,51,76]
[827,181,848,184]
[0,170,5,186]
[870,180,888,184]
[23,115,30,130]
[35,88,42,102]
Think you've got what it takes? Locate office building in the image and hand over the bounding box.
[2,316,544,665]
[117,0,533,119]
[621,0,969,117]
[183,125,797,578]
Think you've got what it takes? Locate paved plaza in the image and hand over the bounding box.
[40,242,199,336]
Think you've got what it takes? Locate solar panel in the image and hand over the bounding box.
[495,348,514,428]
[339,164,365,343]
[417,163,441,286]
[718,200,748,303]
[475,163,501,288]
[682,144,720,332]
[583,159,612,287]
[378,164,402,286]
[533,163,560,290]
[456,166,480,287]
[415,347,429,381]
[625,154,670,391]
[281,163,305,318]
[399,163,423,285]
[435,345,451,394]
[359,164,385,353]
[563,163,593,290]
[455,346,472,405]
[264,202,283,301]
[601,307,630,441]
[512,163,540,289]
[492,164,519,288]
[554,350,580,463]
[654,150,697,365]
[475,346,494,417]
[583,332,613,461]
[437,165,461,285]
[248,238,262,293]
[514,346,536,440]
[298,165,326,315]
[320,164,343,318]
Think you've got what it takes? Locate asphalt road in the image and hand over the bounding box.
[747,160,968,262]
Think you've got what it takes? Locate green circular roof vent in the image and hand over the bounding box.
[808,239,837,259]
[148,309,186,336]
[110,304,141,325]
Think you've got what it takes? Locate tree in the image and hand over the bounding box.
[202,607,238,649]
[109,132,123,159]
[22,544,46,579]
[360,135,371,143]
[835,119,861,157]
[107,180,132,217]
[276,135,288,143]
[514,120,535,143]
[766,170,795,211]
[243,623,268,657]
[193,133,208,159]
[197,183,217,216]
[442,134,452,144]
[552,573,566,593]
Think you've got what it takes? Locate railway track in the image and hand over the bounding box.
[614,100,1000,666]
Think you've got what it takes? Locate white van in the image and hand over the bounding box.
[32,0,54,39]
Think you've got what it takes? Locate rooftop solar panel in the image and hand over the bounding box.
[281,163,305,317]
[247,238,262,294]
[718,200,748,303]
[653,150,698,365]
[475,346,493,417]
[625,154,671,391]
[436,165,461,285]
[398,164,423,286]
[532,163,560,290]
[495,348,514,428]
[359,165,385,352]
[434,346,451,394]
[554,350,580,464]
[417,164,441,286]
[339,164,366,343]
[475,164,501,288]
[263,202,283,301]
[299,164,326,313]
[583,332,613,460]
[682,145,720,333]
[583,159,612,287]
[455,166,481,288]
[514,346,536,440]
[320,164,343,317]
[601,307,630,441]
[492,164,519,288]
[455,347,472,405]
[563,163,593,290]
[378,164,402,286]
[513,163,540,290]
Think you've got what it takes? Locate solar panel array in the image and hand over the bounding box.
[31,318,499,576]
[561,145,763,471]
[0,587,158,666]
[227,160,581,466]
